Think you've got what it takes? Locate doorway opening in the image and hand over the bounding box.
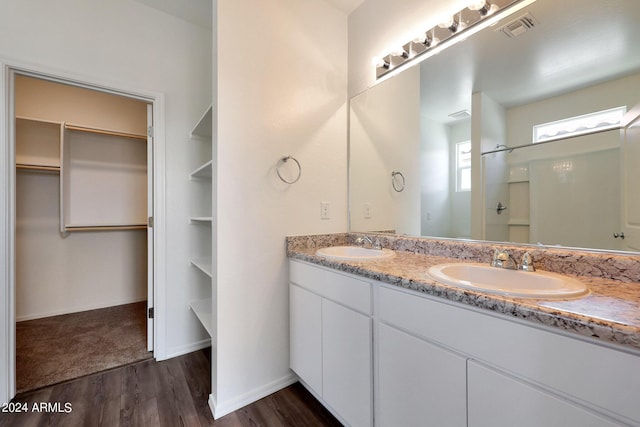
[11,71,156,393]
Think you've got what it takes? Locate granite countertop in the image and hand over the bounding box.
[288,244,640,353]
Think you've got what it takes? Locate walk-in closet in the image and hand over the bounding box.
[14,75,152,392]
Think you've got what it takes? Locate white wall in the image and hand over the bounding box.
[475,93,508,242]
[0,0,212,388]
[351,65,420,235]
[214,0,348,417]
[420,118,451,237]
[448,120,471,238]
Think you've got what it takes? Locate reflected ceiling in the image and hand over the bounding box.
[420,0,640,124]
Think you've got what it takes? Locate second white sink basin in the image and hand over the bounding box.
[428,263,589,299]
[316,246,395,261]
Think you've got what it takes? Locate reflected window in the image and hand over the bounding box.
[533,106,627,143]
[456,141,471,192]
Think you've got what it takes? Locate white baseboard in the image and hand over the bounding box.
[209,372,298,419]
[15,296,148,322]
[161,338,211,361]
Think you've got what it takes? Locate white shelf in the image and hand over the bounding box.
[189,216,213,223]
[190,298,213,336]
[189,160,213,179]
[16,116,62,169]
[190,258,213,278]
[190,105,213,139]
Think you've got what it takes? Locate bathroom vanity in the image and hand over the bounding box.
[287,234,640,427]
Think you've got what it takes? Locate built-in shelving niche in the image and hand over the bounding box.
[188,105,213,337]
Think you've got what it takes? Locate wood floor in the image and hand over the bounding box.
[0,348,342,427]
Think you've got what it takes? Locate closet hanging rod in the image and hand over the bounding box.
[64,224,147,232]
[16,164,60,172]
[65,123,147,141]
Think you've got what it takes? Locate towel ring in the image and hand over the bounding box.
[276,156,302,184]
[391,171,405,192]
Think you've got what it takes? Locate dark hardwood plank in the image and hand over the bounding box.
[154,357,202,427]
[120,359,161,426]
[87,369,124,427]
[267,382,343,427]
[0,349,342,427]
[0,387,53,427]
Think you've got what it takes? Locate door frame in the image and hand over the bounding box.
[0,60,167,403]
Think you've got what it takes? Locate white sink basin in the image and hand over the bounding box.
[428,263,589,299]
[316,246,395,261]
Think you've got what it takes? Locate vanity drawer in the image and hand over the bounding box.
[289,260,371,315]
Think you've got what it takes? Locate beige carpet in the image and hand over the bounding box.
[16,301,152,393]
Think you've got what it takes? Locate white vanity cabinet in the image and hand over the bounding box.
[289,259,640,426]
[377,284,640,427]
[289,260,373,427]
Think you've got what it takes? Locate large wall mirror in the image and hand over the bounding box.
[349,0,640,253]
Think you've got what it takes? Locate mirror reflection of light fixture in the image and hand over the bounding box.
[438,16,459,33]
[375,0,538,80]
[468,0,498,16]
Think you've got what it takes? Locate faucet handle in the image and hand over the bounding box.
[490,249,501,266]
[373,238,382,250]
[519,252,535,272]
[491,249,507,267]
[356,236,373,248]
[491,249,518,270]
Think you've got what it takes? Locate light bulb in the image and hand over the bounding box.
[438,16,459,33]
[468,0,495,16]
[373,57,390,69]
[392,47,409,58]
[413,33,433,47]
[468,0,487,11]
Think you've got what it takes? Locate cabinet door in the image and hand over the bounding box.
[468,361,620,427]
[377,323,467,427]
[322,299,372,427]
[289,284,322,394]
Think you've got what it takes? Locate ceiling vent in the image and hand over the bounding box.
[448,110,472,120]
[498,13,538,38]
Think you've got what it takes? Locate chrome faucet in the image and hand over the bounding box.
[356,236,382,250]
[490,249,518,270]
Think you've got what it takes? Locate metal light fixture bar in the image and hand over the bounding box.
[375,0,536,80]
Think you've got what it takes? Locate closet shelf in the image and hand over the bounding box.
[189,160,213,179]
[190,298,213,336]
[190,105,213,139]
[64,224,147,232]
[65,123,147,141]
[16,163,60,173]
[16,115,62,126]
[190,258,213,278]
[189,216,213,223]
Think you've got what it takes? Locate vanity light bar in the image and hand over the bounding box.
[375,0,538,80]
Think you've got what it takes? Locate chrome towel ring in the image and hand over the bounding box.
[276,155,302,184]
[391,171,405,192]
